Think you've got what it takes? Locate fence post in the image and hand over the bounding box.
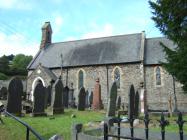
[26,127,29,140]
[104,123,108,140]
[117,119,120,140]
[129,118,134,138]
[144,112,150,140]
[176,112,185,140]
[158,112,169,140]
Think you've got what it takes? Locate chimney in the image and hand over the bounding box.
[40,22,52,49]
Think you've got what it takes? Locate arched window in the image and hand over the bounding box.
[156,67,161,85]
[114,68,120,89]
[78,70,84,89]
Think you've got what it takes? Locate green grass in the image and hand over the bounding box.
[0,109,105,140]
[0,110,187,140]
[148,115,187,134]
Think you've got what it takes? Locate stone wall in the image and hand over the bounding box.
[52,63,142,108]
[145,66,187,111]
[27,68,52,94]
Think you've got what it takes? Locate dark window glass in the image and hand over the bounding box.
[156,67,161,85]
[78,70,84,89]
[114,68,120,89]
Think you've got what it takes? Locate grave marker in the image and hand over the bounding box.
[7,77,23,116]
[106,82,117,117]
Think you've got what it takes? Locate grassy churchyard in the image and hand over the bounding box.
[0,109,187,140]
[0,109,105,140]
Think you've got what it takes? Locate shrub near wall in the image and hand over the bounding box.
[0,73,8,80]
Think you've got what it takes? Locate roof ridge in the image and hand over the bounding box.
[51,32,142,45]
[146,36,166,40]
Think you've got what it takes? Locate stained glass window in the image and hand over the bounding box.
[114,68,120,89]
[156,67,161,85]
[78,70,84,89]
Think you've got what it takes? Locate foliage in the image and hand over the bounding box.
[0,72,8,80]
[149,0,187,92]
[0,55,9,74]
[11,54,32,71]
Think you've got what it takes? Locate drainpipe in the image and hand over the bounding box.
[106,65,109,96]
[66,68,68,87]
[172,76,178,112]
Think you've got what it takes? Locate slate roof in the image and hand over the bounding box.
[28,33,143,69]
[144,37,177,65]
[27,33,177,70]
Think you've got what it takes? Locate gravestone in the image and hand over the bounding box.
[77,87,86,111]
[51,78,64,114]
[0,87,8,100]
[63,86,69,108]
[106,82,117,117]
[128,84,135,119]
[134,91,139,118]
[45,86,52,108]
[69,88,74,107]
[7,77,23,116]
[116,96,121,110]
[89,91,93,108]
[32,82,46,116]
[85,90,89,108]
[92,78,102,110]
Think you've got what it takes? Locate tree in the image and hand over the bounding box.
[149,0,187,92]
[0,55,9,74]
[11,54,33,75]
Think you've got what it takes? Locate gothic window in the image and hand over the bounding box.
[114,68,120,89]
[156,67,161,85]
[78,70,84,89]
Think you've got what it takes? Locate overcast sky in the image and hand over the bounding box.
[0,0,161,57]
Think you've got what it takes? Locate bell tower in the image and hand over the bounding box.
[40,22,52,49]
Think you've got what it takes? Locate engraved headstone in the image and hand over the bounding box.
[77,87,86,111]
[63,86,69,108]
[92,78,102,110]
[0,87,8,100]
[85,90,89,108]
[106,82,117,117]
[89,91,93,108]
[7,77,23,116]
[69,88,74,107]
[134,91,139,118]
[32,82,46,116]
[116,96,121,110]
[51,78,64,114]
[128,85,135,119]
[45,86,52,108]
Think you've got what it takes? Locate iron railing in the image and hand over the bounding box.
[104,112,186,140]
[0,108,44,140]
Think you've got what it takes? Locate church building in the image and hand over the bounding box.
[27,22,187,111]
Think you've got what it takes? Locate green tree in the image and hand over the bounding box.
[0,55,9,74]
[149,0,187,92]
[11,54,33,75]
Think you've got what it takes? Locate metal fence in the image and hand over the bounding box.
[0,107,44,140]
[103,112,186,140]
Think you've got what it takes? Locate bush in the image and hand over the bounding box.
[0,72,8,80]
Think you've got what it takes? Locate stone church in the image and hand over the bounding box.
[27,22,187,111]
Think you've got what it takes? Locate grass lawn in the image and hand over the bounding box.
[0,110,187,140]
[0,109,105,140]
